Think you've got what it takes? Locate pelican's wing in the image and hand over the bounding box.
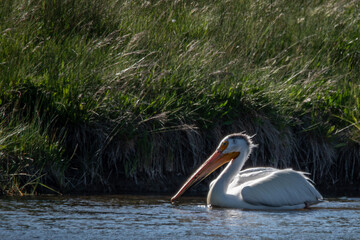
[228,167,278,190]
[241,169,323,207]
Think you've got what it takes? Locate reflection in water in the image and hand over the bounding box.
[0,195,359,239]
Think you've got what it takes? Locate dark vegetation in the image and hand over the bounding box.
[0,0,359,196]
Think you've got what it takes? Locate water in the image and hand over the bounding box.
[0,195,359,240]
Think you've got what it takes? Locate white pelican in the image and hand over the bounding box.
[171,133,323,210]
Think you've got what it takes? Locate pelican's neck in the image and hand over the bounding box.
[207,149,249,205]
[216,149,249,189]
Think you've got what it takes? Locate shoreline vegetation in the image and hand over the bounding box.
[1,0,359,197]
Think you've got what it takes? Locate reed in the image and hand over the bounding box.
[1,0,359,195]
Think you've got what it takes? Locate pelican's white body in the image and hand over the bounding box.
[207,135,323,210]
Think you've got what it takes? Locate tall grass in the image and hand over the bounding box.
[0,0,359,195]
[0,113,66,195]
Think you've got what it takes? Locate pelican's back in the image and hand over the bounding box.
[229,167,278,189]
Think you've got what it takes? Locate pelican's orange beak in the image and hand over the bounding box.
[170,150,239,203]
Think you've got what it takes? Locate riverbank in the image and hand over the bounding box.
[1,0,359,196]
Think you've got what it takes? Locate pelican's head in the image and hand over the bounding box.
[170,133,255,203]
[217,133,255,155]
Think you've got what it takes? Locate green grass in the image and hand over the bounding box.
[0,0,359,195]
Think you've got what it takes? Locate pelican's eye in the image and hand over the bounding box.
[219,140,229,152]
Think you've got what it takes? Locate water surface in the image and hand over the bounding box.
[1,195,359,239]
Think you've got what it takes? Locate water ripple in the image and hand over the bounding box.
[0,195,359,240]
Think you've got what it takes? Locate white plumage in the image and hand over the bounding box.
[228,168,321,209]
[171,133,323,210]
